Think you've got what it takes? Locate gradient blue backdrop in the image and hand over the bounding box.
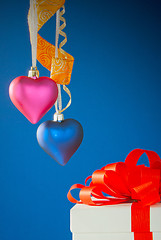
[1,0,161,239]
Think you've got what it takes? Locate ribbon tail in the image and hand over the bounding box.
[58,85,71,113]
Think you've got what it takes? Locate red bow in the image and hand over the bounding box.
[68,149,161,206]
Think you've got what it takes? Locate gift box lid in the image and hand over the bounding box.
[70,203,161,233]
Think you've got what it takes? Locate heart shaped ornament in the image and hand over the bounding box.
[9,76,58,124]
[37,118,83,166]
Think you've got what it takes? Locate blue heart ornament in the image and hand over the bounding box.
[37,119,83,166]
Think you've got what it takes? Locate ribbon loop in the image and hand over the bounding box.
[125,149,161,168]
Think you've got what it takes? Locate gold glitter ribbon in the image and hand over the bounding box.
[34,0,74,85]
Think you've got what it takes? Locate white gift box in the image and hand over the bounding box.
[70,203,161,240]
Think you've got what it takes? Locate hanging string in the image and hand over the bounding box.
[54,9,62,114]
[28,0,38,68]
[54,5,71,115]
[55,9,60,60]
[59,5,67,57]
[59,5,71,113]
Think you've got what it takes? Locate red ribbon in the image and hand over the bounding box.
[68,149,161,240]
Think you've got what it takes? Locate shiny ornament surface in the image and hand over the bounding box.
[37,119,83,166]
[9,76,58,124]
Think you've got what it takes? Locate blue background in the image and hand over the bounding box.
[1,0,161,239]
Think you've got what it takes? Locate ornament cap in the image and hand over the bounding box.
[53,112,64,122]
[28,66,39,78]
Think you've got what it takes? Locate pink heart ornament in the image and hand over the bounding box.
[9,76,58,124]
